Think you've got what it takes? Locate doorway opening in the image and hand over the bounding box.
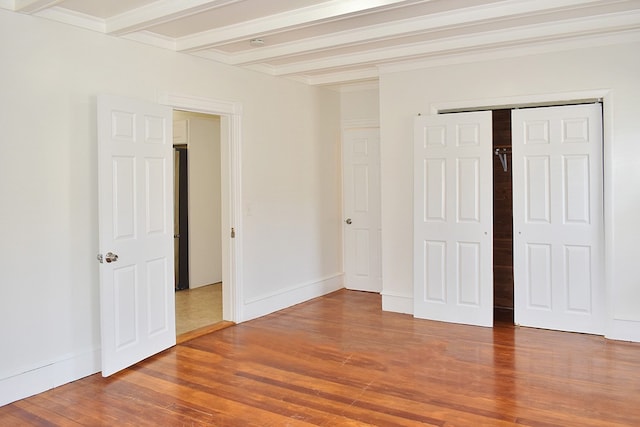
[173,111,224,336]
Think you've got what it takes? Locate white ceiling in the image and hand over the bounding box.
[3,0,640,88]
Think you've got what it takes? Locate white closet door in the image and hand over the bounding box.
[512,104,604,334]
[414,112,493,327]
[98,95,176,376]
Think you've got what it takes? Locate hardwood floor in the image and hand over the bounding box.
[3,289,640,426]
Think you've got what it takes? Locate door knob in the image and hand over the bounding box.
[105,252,119,263]
[345,218,352,225]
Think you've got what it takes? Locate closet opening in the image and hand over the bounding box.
[492,109,514,324]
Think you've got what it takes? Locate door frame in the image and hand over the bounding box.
[428,89,611,333]
[341,119,381,292]
[160,92,243,323]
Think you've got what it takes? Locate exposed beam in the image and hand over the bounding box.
[13,0,63,14]
[176,0,413,52]
[269,11,640,76]
[223,0,615,66]
[106,0,243,36]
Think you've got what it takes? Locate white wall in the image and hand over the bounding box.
[173,112,222,288]
[0,9,342,405]
[340,87,380,124]
[378,41,640,341]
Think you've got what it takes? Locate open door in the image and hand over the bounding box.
[97,95,176,376]
[414,112,493,327]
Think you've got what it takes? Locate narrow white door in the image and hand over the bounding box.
[97,95,176,376]
[512,104,604,334]
[414,112,493,326]
[343,128,382,292]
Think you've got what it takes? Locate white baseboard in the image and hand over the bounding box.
[0,349,100,407]
[242,273,344,322]
[381,291,413,314]
[606,318,640,343]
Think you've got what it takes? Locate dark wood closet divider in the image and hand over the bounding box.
[492,110,514,311]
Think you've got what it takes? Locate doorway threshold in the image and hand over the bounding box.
[177,321,235,344]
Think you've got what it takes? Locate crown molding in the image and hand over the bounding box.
[122,30,176,51]
[35,6,105,32]
[106,0,242,36]
[14,0,62,14]
[305,68,379,86]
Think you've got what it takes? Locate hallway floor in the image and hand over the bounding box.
[175,283,222,335]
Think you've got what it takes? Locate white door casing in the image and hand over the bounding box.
[343,128,382,292]
[512,104,604,334]
[414,112,493,327]
[97,95,176,377]
[159,92,243,323]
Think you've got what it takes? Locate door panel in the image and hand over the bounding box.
[98,95,176,376]
[512,104,603,334]
[343,128,381,292]
[414,112,493,327]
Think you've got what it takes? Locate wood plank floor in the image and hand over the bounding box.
[3,289,640,426]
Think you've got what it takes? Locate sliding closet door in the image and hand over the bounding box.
[414,112,493,327]
[512,104,604,334]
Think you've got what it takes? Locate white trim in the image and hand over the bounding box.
[159,92,243,324]
[606,319,640,343]
[341,119,380,129]
[219,0,606,67]
[106,0,243,36]
[381,291,413,314]
[122,30,176,51]
[337,80,379,93]
[34,6,106,32]
[175,0,408,52]
[0,349,100,406]
[429,89,610,114]
[14,0,63,14]
[306,69,379,87]
[271,16,640,77]
[242,273,344,321]
[159,92,242,115]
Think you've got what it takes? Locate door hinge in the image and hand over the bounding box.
[231,227,236,238]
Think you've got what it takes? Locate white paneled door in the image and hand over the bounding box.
[414,112,493,327]
[343,128,382,292]
[512,104,604,334]
[97,95,176,376]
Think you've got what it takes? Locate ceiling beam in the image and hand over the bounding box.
[13,0,63,14]
[176,0,413,52]
[269,11,640,76]
[106,0,243,36]
[224,0,611,66]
